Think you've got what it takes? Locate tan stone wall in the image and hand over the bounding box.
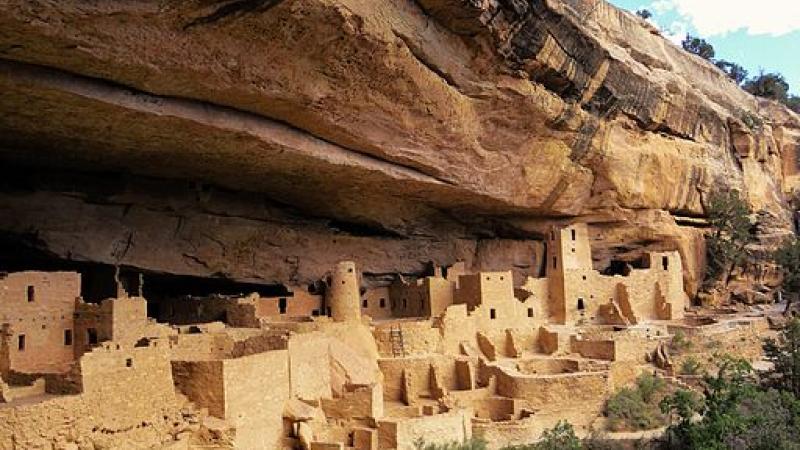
[378,355,458,402]
[172,359,225,417]
[223,350,290,449]
[288,332,333,400]
[0,272,80,374]
[492,365,610,410]
[328,261,361,322]
[378,410,471,450]
[373,320,442,357]
[362,287,392,320]
[107,296,149,342]
[255,289,324,318]
[0,339,186,448]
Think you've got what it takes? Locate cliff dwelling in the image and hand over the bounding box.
[0,0,799,448]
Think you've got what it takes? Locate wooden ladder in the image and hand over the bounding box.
[389,325,406,358]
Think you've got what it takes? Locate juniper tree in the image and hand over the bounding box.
[703,190,754,288]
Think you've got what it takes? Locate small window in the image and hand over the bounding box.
[582,275,587,280]
[326,307,332,317]
[347,267,353,273]
[87,328,98,345]
[311,309,320,316]
[552,257,557,269]
[341,280,346,284]
[380,298,386,308]
[362,299,368,308]
[402,299,408,309]
[499,276,504,281]
[571,248,575,253]
[527,308,534,318]
[486,276,491,281]
[550,230,555,240]
[662,256,669,270]
[64,329,73,346]
[26,285,35,303]
[571,229,576,241]
[126,358,133,368]
[490,309,497,319]
[17,334,25,351]
[278,297,287,314]
[577,298,585,311]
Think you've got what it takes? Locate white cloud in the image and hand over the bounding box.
[650,0,800,36]
[663,20,689,44]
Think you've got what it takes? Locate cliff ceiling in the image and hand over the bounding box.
[0,0,798,292]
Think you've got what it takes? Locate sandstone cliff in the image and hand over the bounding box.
[0,0,798,296]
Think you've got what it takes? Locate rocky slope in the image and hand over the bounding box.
[0,0,798,295]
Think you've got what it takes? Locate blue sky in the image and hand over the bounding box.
[609,0,800,95]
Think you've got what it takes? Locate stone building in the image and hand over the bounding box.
[0,271,80,375]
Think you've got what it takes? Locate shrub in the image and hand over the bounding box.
[670,330,692,354]
[715,60,748,84]
[681,34,715,60]
[606,374,667,431]
[502,421,581,450]
[414,438,488,450]
[635,9,652,19]
[744,71,790,102]
[680,357,701,376]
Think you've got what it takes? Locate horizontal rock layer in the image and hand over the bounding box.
[0,0,797,292]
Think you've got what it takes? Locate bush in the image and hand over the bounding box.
[670,330,692,354]
[606,374,667,431]
[414,438,488,450]
[502,421,581,450]
[715,60,748,84]
[744,71,790,102]
[681,34,715,60]
[680,357,701,376]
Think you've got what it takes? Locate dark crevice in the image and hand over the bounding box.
[393,32,460,90]
[184,0,286,30]
[0,58,457,188]
[327,220,406,239]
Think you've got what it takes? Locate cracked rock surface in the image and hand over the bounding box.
[0,0,798,291]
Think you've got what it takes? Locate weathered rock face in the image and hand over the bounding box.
[0,0,798,293]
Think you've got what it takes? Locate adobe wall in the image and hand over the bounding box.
[492,365,610,410]
[377,409,471,450]
[362,286,392,320]
[378,355,460,402]
[223,350,290,449]
[0,271,79,374]
[437,304,478,355]
[157,295,233,325]
[78,341,177,411]
[105,296,149,342]
[288,332,333,400]
[328,261,361,322]
[0,390,185,450]
[373,320,442,357]
[254,289,324,318]
[172,359,225,417]
[0,341,185,449]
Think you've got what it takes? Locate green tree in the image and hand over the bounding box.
[787,95,800,114]
[714,60,748,85]
[682,34,715,60]
[744,71,790,102]
[703,190,754,288]
[764,318,800,397]
[774,238,800,312]
[504,421,582,450]
[636,9,652,19]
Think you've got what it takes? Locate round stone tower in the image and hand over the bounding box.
[327,261,361,322]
